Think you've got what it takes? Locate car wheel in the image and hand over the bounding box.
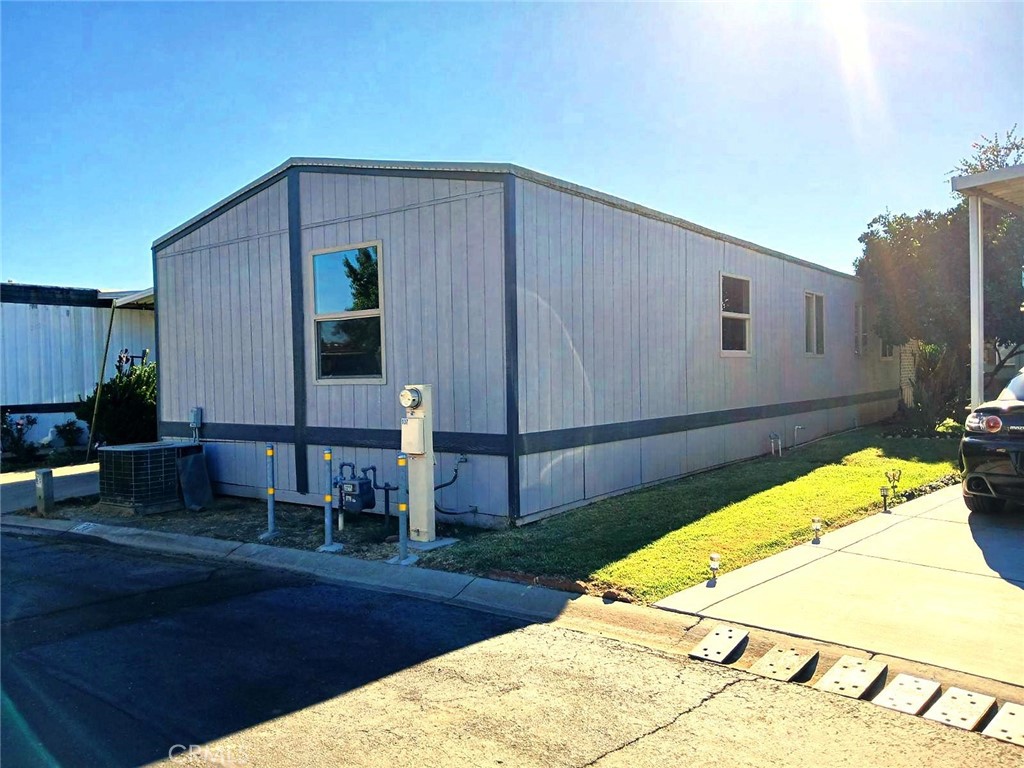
[962,493,1006,515]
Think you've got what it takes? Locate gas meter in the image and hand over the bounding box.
[340,474,376,513]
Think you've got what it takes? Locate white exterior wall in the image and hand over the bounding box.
[155,178,293,427]
[156,171,511,522]
[513,178,899,519]
[298,172,509,520]
[1,301,155,441]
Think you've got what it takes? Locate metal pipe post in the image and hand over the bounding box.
[259,443,279,541]
[388,453,417,565]
[317,448,343,553]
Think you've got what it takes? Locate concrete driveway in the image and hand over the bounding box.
[656,485,1024,686]
[0,464,99,514]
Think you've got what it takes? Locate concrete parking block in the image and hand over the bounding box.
[813,655,887,699]
[982,702,1024,745]
[871,673,941,715]
[689,624,747,663]
[923,687,997,731]
[747,645,818,682]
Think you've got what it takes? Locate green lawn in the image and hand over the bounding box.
[422,428,959,603]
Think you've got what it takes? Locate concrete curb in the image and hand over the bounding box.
[0,516,575,623]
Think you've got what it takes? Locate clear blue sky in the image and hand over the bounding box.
[2,2,1021,289]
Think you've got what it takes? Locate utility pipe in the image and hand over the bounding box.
[85,303,118,462]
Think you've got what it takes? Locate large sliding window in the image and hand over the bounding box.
[311,241,385,382]
[805,292,825,355]
[721,273,752,355]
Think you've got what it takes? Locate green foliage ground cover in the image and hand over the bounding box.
[422,428,958,603]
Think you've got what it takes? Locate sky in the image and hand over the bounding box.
[2,1,1021,289]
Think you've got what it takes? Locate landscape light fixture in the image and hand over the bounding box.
[709,553,721,578]
[886,468,902,496]
[811,517,822,535]
[880,485,890,513]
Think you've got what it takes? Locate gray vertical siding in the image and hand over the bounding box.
[299,172,507,435]
[155,179,293,426]
[155,160,900,527]
[513,177,899,519]
[298,172,509,519]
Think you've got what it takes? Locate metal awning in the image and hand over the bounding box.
[950,164,1024,405]
[101,287,155,308]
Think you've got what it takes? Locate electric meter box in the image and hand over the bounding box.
[340,477,375,513]
[401,416,425,454]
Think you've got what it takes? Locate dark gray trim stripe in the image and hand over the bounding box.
[0,284,113,308]
[516,390,899,455]
[158,422,509,456]
[503,174,521,520]
[2,402,81,415]
[287,169,310,494]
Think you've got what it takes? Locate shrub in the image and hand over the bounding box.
[1,412,39,462]
[74,349,157,446]
[910,344,968,431]
[54,419,85,447]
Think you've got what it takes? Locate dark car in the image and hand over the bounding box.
[959,371,1024,514]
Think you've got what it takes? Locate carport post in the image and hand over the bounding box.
[968,195,985,407]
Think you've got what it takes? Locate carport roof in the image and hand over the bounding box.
[951,164,1024,215]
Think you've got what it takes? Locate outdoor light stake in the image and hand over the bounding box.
[880,485,890,513]
[709,552,721,578]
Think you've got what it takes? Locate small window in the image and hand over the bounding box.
[721,274,751,355]
[881,340,895,360]
[311,242,384,381]
[854,303,868,356]
[805,292,825,355]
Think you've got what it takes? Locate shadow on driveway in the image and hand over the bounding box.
[969,502,1024,590]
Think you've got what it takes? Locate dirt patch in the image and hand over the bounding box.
[25,496,455,561]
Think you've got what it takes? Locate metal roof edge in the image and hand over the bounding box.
[152,157,859,281]
[951,163,1024,192]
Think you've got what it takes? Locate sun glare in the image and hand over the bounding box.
[819,0,888,138]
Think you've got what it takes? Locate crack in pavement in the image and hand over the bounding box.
[578,676,750,766]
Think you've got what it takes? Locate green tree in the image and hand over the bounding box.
[74,349,157,446]
[855,129,1024,413]
[343,247,379,311]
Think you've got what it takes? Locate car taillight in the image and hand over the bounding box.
[965,413,1003,433]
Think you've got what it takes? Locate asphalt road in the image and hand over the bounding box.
[1,531,1018,768]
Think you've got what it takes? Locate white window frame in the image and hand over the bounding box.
[804,291,825,356]
[881,339,895,360]
[309,239,387,386]
[854,303,868,356]
[720,272,752,357]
